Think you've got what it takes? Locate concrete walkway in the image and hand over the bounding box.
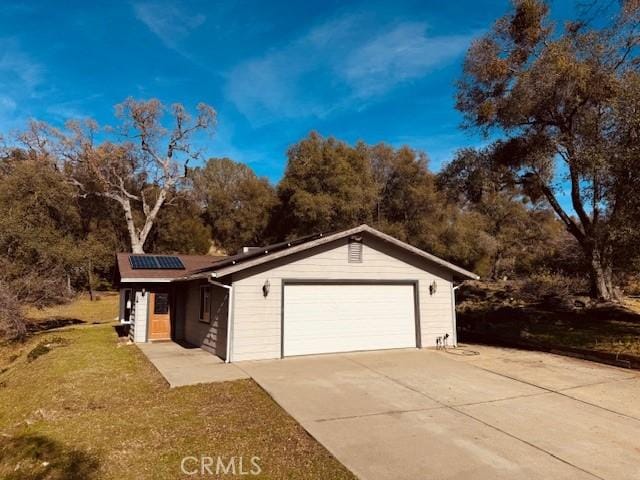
[138,341,248,387]
[240,345,640,480]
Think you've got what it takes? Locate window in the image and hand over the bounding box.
[199,286,211,323]
[348,239,363,263]
[153,293,169,315]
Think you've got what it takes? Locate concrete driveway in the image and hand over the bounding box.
[138,342,248,387]
[239,345,640,480]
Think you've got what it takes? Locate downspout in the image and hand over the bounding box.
[450,283,462,347]
[209,274,234,363]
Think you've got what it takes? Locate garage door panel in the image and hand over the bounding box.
[283,283,416,357]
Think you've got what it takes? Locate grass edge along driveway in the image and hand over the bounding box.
[0,323,355,480]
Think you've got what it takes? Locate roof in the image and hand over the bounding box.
[116,253,227,283]
[180,224,479,281]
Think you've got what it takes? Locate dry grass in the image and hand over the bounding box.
[0,298,354,479]
[625,297,640,314]
[458,284,640,358]
[25,292,119,325]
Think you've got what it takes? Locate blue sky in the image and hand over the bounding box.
[0,0,575,182]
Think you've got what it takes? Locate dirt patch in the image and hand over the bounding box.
[26,337,70,362]
[0,433,99,480]
[26,317,85,333]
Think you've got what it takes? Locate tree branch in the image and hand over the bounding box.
[534,174,587,244]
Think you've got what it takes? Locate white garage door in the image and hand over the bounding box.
[283,283,417,357]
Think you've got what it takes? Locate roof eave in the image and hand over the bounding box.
[178,224,479,282]
[358,225,480,281]
[119,278,174,283]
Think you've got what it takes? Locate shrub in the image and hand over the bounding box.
[519,271,587,303]
[0,283,26,342]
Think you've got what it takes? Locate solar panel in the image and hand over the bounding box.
[129,255,185,270]
[156,256,184,269]
[129,255,156,269]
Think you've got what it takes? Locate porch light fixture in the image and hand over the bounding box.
[429,281,437,296]
[262,279,270,298]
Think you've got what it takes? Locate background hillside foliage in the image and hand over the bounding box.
[2,0,640,339]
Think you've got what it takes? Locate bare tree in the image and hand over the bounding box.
[20,98,216,253]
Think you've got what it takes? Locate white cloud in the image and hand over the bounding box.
[45,98,96,121]
[133,1,205,48]
[0,95,17,113]
[0,38,42,92]
[341,22,473,98]
[225,15,474,125]
[46,104,83,120]
[0,38,44,130]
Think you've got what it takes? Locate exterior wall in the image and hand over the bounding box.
[182,279,229,359]
[172,284,186,342]
[119,288,127,322]
[230,234,455,362]
[131,290,149,343]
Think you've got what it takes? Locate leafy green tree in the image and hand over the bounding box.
[0,153,81,304]
[369,144,448,250]
[276,132,376,237]
[193,158,277,254]
[275,135,493,273]
[439,147,564,279]
[147,193,211,254]
[456,0,640,300]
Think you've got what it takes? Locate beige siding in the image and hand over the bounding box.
[230,234,455,362]
[132,290,148,343]
[182,280,228,359]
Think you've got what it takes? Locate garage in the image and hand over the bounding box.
[283,281,418,357]
[120,224,480,361]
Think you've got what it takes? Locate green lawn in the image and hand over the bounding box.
[0,299,355,479]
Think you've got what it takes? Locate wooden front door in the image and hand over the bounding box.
[149,292,171,340]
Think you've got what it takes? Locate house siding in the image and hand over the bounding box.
[132,290,148,343]
[118,288,127,322]
[230,234,455,362]
[183,280,228,359]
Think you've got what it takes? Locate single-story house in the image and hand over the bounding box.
[115,224,478,362]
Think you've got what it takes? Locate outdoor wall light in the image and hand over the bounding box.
[429,280,437,296]
[262,279,270,298]
[141,288,146,297]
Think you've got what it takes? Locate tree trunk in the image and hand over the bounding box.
[589,248,614,302]
[130,239,145,254]
[138,187,169,249]
[120,197,145,253]
[87,264,94,301]
[490,249,503,281]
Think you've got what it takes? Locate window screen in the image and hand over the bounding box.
[348,240,363,263]
[153,293,169,315]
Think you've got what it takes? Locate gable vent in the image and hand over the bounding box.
[348,238,363,263]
